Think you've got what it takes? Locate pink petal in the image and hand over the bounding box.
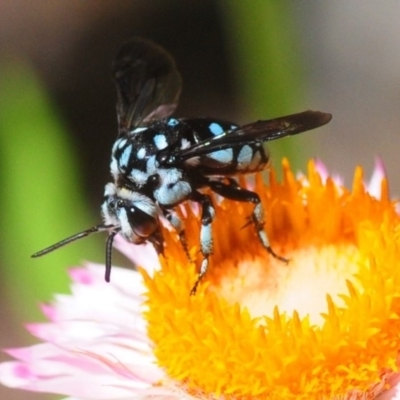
[314,159,344,187]
[367,157,386,199]
[0,264,173,399]
[0,357,159,398]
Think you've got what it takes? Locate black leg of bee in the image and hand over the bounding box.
[189,191,215,295]
[226,177,240,188]
[208,180,288,263]
[163,209,191,261]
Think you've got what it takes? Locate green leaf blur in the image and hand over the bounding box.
[0,61,100,321]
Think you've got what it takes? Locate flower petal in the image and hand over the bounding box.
[113,235,160,273]
[0,264,165,398]
[367,157,387,199]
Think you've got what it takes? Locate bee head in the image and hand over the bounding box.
[101,183,159,243]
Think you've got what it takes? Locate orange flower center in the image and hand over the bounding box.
[141,159,400,400]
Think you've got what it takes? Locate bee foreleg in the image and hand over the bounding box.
[189,191,215,295]
[209,180,288,263]
[163,208,191,261]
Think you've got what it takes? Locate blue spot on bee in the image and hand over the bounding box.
[167,118,179,127]
[237,145,253,165]
[118,138,128,149]
[119,144,132,168]
[208,149,234,163]
[137,147,146,159]
[209,123,224,136]
[154,134,168,150]
[131,127,148,134]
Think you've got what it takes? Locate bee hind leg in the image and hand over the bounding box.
[189,191,215,295]
[208,180,288,263]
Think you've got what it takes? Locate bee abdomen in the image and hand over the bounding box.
[198,142,269,176]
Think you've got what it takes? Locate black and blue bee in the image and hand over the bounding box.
[33,38,332,294]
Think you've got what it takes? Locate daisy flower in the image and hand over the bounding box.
[1,159,400,400]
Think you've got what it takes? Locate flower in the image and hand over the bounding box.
[1,158,400,400]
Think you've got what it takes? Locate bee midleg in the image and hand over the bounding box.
[162,208,191,261]
[208,180,288,263]
[189,191,215,295]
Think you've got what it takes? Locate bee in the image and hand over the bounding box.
[33,38,332,294]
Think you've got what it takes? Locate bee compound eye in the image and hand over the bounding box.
[127,206,158,237]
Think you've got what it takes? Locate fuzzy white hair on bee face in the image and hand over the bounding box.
[101,183,159,243]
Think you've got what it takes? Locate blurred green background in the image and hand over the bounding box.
[1,2,399,399]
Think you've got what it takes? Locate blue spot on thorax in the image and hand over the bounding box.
[119,144,132,168]
[167,118,179,127]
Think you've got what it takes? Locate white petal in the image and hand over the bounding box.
[0,264,172,399]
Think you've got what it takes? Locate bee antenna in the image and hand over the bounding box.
[105,230,119,282]
[31,224,115,258]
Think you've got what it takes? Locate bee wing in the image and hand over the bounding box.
[113,38,182,136]
[178,110,332,161]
